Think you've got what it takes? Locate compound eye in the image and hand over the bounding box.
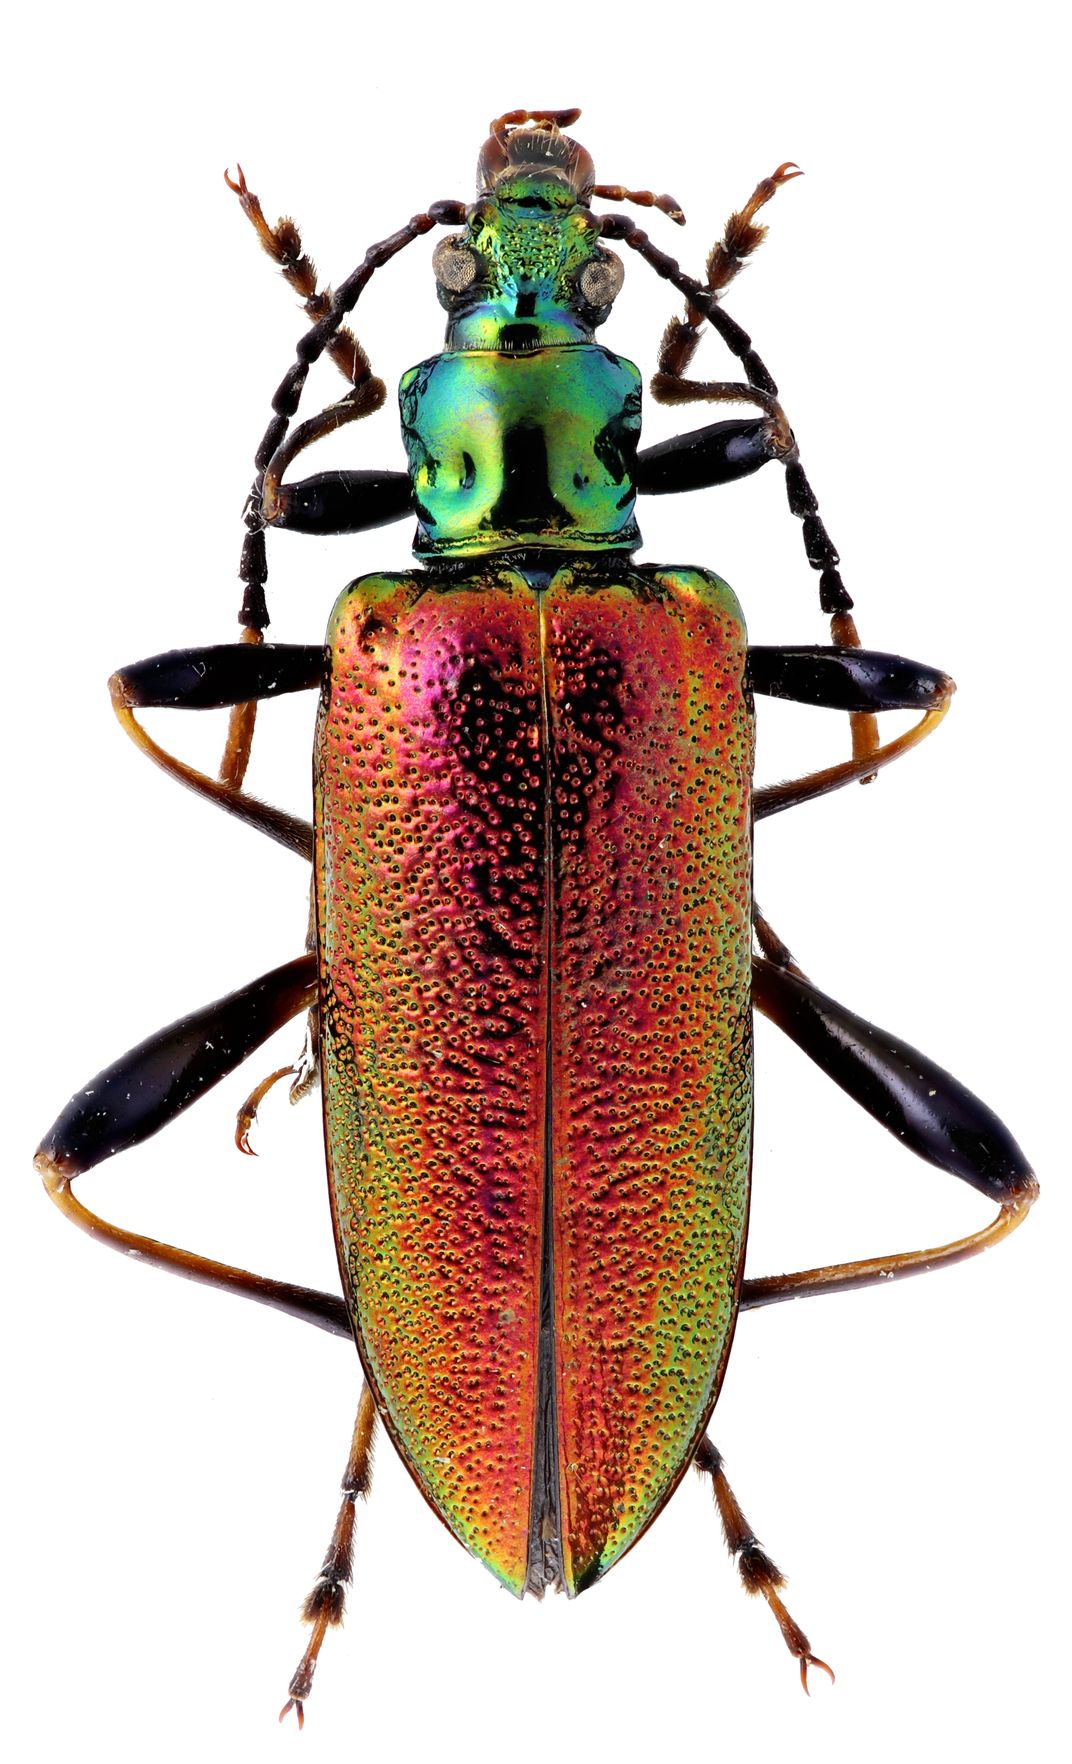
[433,234,480,293]
[577,250,624,308]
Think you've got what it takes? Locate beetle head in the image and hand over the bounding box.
[433,109,624,352]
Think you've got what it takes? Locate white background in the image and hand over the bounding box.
[4,5,1067,1762]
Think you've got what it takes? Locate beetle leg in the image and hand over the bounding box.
[749,643,955,819]
[225,161,384,399]
[753,903,796,970]
[218,465,409,791]
[741,953,1038,1310]
[605,202,878,764]
[223,170,466,786]
[635,415,790,494]
[648,372,793,451]
[237,873,321,1152]
[35,955,351,1338]
[236,1006,320,1152]
[653,161,803,385]
[234,1063,299,1154]
[110,641,324,858]
[280,1383,378,1728]
[266,467,412,536]
[693,1439,833,1692]
[234,192,467,646]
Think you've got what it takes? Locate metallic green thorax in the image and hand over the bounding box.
[401,169,641,559]
[400,347,641,558]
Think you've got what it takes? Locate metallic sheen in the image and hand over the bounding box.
[315,561,753,1594]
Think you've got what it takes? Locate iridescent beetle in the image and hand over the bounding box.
[36,110,1037,1720]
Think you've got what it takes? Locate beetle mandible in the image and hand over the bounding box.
[35,108,1037,1722]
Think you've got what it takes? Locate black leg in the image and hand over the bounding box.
[741,954,1037,1310]
[601,205,889,771]
[635,416,784,495]
[36,955,350,1338]
[222,171,466,789]
[270,467,411,535]
[110,642,323,858]
[749,643,955,818]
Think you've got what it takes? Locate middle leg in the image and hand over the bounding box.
[109,641,324,857]
[36,954,350,1337]
[749,642,955,819]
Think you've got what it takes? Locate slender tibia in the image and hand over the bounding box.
[110,642,323,858]
[750,643,954,820]
[280,1383,378,1728]
[693,1438,833,1692]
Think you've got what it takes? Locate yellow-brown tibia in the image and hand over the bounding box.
[315,561,754,1596]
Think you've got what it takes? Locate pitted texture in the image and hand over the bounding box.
[316,573,544,1593]
[315,563,752,1595]
[544,570,752,1586]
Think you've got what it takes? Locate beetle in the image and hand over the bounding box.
[35,108,1036,1722]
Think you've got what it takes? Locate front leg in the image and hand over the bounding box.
[221,459,410,794]
[270,467,411,535]
[635,414,788,495]
[657,161,802,375]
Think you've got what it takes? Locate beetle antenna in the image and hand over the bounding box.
[231,184,468,642]
[216,181,468,792]
[602,209,851,596]
[601,204,879,769]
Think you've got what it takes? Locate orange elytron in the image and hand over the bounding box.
[317,565,752,1593]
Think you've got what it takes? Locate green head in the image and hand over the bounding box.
[432,114,625,351]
